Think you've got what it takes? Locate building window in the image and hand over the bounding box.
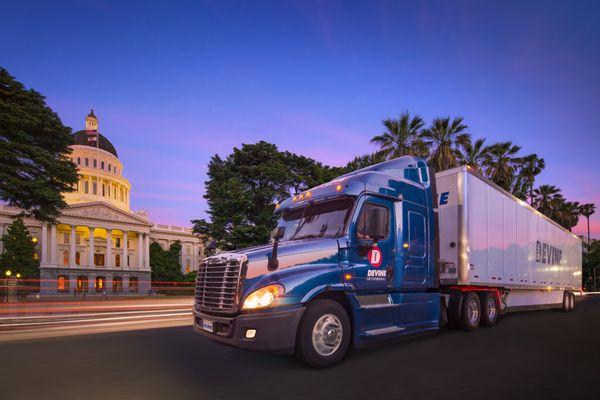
[76,234,81,245]
[63,250,69,266]
[76,251,81,265]
[185,260,190,273]
[63,232,69,244]
[108,164,111,172]
[76,276,89,293]
[129,277,139,293]
[113,276,123,293]
[127,255,130,267]
[93,159,97,168]
[102,184,105,196]
[94,253,105,266]
[77,157,81,165]
[120,188,124,201]
[101,161,105,170]
[116,237,121,248]
[85,158,89,166]
[57,275,69,292]
[107,186,111,197]
[93,182,97,195]
[115,254,121,267]
[84,181,89,193]
[95,276,105,292]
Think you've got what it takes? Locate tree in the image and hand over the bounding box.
[531,185,581,230]
[0,68,78,222]
[579,203,597,249]
[421,116,470,172]
[0,218,39,278]
[192,142,335,250]
[150,241,183,282]
[370,112,427,160]
[513,154,545,201]
[483,141,521,191]
[458,137,488,172]
[343,151,386,172]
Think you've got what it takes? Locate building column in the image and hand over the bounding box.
[181,241,186,272]
[106,229,112,268]
[137,232,143,269]
[192,243,197,272]
[122,231,128,267]
[88,227,95,267]
[69,225,76,267]
[41,223,48,264]
[145,233,150,269]
[50,224,58,265]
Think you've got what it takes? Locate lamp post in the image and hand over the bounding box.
[5,270,11,303]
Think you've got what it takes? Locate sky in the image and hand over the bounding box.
[1,0,599,237]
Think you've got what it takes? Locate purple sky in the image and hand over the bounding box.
[2,0,599,237]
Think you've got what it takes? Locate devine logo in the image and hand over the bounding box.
[368,246,382,268]
[536,240,562,265]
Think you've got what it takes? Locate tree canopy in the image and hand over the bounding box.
[0,68,78,222]
[150,241,183,282]
[0,218,39,278]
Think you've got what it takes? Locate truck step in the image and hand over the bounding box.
[361,325,405,337]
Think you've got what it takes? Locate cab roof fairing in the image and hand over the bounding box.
[275,168,428,213]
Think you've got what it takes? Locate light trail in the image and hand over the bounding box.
[0,311,192,328]
[0,307,192,321]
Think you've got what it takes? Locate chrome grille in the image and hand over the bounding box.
[195,255,243,314]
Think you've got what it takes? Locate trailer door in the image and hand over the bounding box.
[398,201,428,287]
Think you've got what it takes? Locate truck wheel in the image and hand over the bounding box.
[295,299,351,368]
[439,299,448,329]
[459,292,481,331]
[570,292,576,311]
[480,291,499,327]
[562,292,572,312]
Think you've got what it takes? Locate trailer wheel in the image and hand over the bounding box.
[295,299,351,368]
[480,291,499,327]
[459,292,481,331]
[439,299,448,329]
[562,292,572,312]
[570,292,576,311]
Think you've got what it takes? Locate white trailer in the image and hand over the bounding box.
[435,166,582,313]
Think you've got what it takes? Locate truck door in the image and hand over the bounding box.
[398,201,428,288]
[349,196,395,291]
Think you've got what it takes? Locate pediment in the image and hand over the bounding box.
[61,202,152,226]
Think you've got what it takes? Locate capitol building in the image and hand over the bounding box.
[0,111,204,295]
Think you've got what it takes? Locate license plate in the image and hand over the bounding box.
[202,320,213,333]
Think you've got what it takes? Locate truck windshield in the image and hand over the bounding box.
[278,198,354,241]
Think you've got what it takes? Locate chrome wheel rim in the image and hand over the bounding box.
[467,299,480,326]
[312,314,343,357]
[487,297,497,321]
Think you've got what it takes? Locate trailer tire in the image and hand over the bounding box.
[480,291,499,327]
[439,299,448,329]
[570,292,575,311]
[458,292,480,331]
[562,292,572,312]
[295,299,351,368]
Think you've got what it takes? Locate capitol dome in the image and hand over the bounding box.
[63,110,132,211]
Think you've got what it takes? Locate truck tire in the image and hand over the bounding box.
[562,292,572,312]
[480,291,499,327]
[295,299,351,368]
[458,292,481,331]
[439,299,448,329]
[570,292,576,311]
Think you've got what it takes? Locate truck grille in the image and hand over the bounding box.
[195,255,244,314]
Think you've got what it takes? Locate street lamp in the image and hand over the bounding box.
[5,270,11,277]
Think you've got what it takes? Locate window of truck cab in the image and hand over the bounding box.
[276,197,355,241]
[355,202,391,241]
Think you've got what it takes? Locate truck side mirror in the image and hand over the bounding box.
[366,207,387,242]
[272,226,286,241]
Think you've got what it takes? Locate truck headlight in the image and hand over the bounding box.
[242,284,285,310]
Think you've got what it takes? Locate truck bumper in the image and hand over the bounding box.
[193,306,305,355]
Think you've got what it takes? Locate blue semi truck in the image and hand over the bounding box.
[193,156,581,367]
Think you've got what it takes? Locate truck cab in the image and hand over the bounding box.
[193,156,442,367]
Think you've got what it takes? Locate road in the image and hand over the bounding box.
[0,297,193,341]
[1,296,600,400]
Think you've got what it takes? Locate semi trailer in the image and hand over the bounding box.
[193,156,582,367]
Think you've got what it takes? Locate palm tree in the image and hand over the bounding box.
[483,141,521,191]
[370,112,426,160]
[421,116,470,172]
[458,137,488,172]
[513,154,545,201]
[580,203,597,247]
[557,201,581,231]
[531,185,562,216]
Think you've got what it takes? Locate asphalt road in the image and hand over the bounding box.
[1,296,600,400]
